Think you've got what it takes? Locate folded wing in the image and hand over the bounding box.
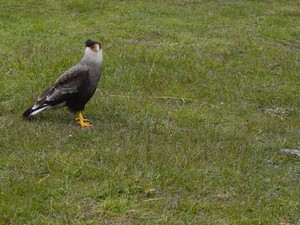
[23,66,89,119]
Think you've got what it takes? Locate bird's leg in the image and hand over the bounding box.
[75,111,92,127]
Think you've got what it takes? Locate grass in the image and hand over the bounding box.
[0,0,299,224]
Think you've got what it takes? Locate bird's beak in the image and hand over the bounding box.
[92,44,100,52]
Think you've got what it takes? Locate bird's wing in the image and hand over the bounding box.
[45,66,89,102]
[24,66,90,118]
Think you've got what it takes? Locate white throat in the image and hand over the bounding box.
[82,47,103,65]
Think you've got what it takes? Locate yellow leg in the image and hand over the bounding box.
[75,111,92,127]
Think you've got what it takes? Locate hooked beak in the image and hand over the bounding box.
[92,43,100,52]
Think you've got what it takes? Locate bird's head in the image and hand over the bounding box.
[83,39,103,64]
[85,39,101,52]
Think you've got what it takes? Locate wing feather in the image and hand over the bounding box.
[45,66,89,103]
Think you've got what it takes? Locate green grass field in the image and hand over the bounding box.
[0,0,299,224]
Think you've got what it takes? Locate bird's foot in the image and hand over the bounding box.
[76,112,93,128]
[76,120,93,127]
[75,117,89,122]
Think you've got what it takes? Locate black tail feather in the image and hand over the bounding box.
[22,105,49,119]
[23,106,34,119]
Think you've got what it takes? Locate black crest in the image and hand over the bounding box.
[85,39,100,47]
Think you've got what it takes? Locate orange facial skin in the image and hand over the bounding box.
[91,43,100,52]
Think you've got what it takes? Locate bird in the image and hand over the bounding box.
[23,39,103,127]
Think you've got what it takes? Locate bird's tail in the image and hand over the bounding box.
[22,104,50,119]
[23,87,53,119]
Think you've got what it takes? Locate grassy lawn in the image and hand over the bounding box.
[0,0,299,224]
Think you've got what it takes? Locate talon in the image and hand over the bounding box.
[76,111,93,128]
[75,117,89,122]
[76,121,92,127]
